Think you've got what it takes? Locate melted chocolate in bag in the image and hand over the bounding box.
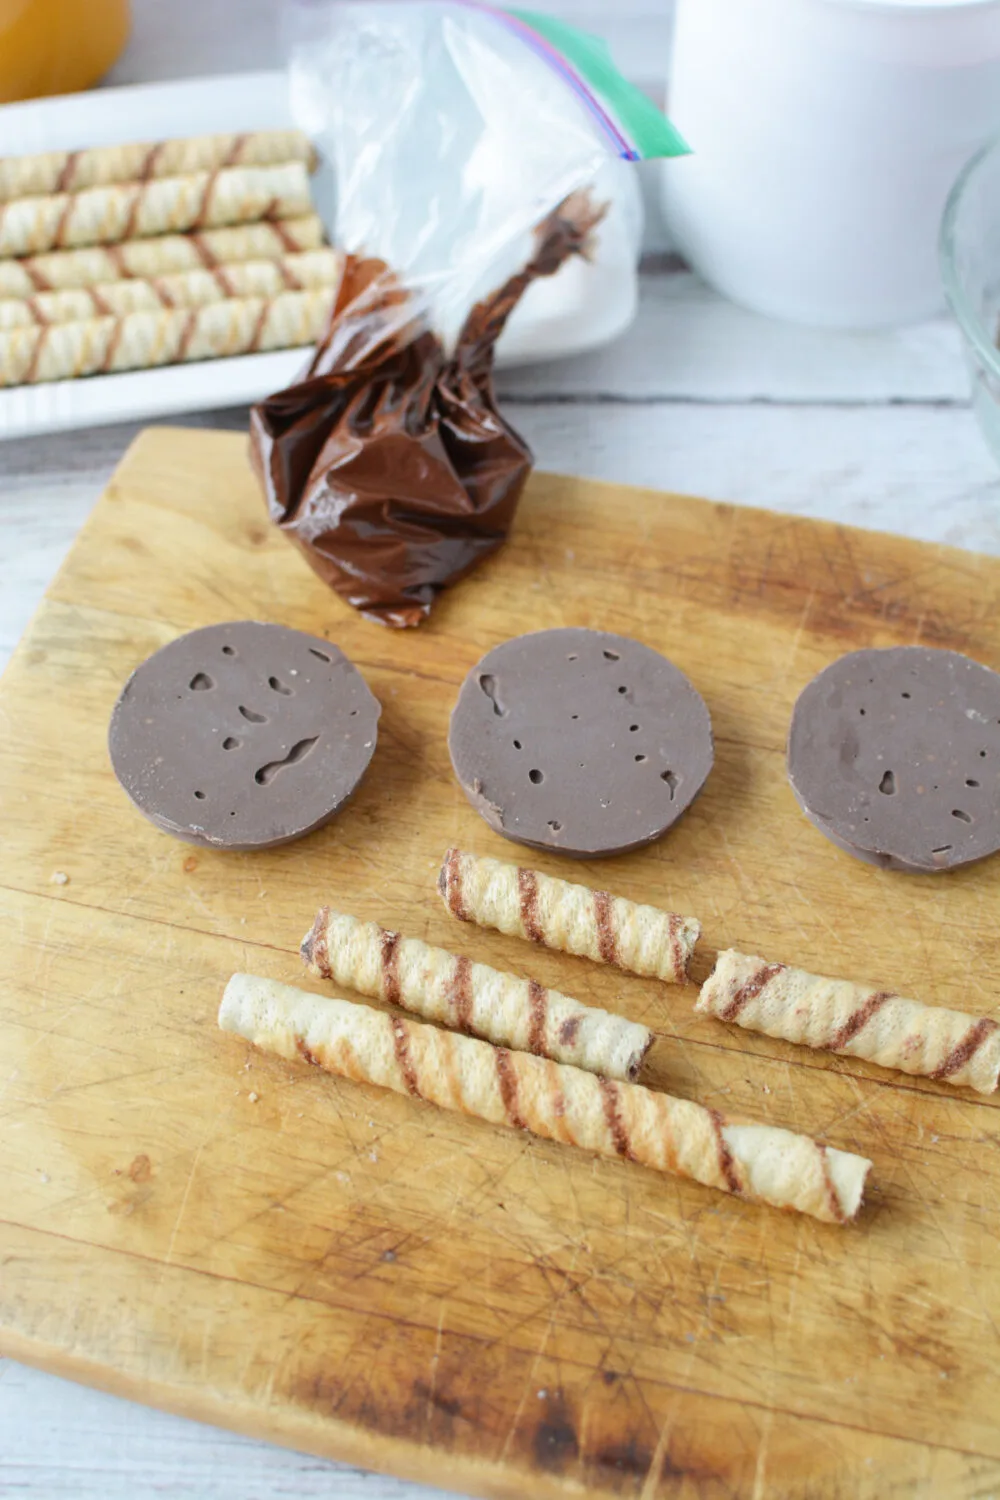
[250,194,603,627]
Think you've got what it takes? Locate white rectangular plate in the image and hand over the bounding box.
[0,72,322,440]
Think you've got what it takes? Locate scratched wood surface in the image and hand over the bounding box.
[2,426,1000,1500]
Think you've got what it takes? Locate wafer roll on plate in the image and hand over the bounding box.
[698,949,1000,1095]
[0,215,326,297]
[0,250,342,329]
[0,161,313,258]
[439,847,700,983]
[0,287,332,386]
[219,974,871,1223]
[0,128,316,202]
[301,908,654,1081]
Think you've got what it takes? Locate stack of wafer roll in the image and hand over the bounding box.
[0,128,337,386]
[219,973,872,1223]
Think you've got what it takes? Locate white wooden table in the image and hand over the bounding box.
[4,4,1000,1496]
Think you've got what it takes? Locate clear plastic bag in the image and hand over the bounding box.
[251,1,687,625]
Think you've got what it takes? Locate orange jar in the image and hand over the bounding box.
[0,0,130,103]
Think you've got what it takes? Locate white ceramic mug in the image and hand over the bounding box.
[661,0,1000,328]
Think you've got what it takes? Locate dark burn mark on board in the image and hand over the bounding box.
[591,1438,653,1480]
[296,1037,322,1067]
[527,979,548,1054]
[448,955,474,1032]
[929,1016,999,1079]
[495,1048,527,1129]
[127,1153,152,1183]
[827,990,893,1053]
[719,962,786,1023]
[411,1380,462,1423]
[380,928,402,1005]
[533,1392,580,1473]
[518,866,544,943]
[592,890,618,965]
[391,1015,420,1097]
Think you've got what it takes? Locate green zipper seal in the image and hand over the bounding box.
[509,9,690,160]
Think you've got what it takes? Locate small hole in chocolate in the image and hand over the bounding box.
[189,673,213,691]
[952,808,973,823]
[859,708,866,716]
[617,686,627,695]
[230,810,236,817]
[981,750,989,758]
[571,714,579,720]
[221,645,236,657]
[933,845,951,853]
[238,705,267,723]
[603,650,620,661]
[193,790,205,800]
[513,739,522,749]
[567,654,577,661]
[528,769,544,785]
[309,647,331,662]
[548,820,562,832]
[268,675,293,695]
[635,754,647,763]
[350,709,358,717]
[878,770,896,796]
[254,736,320,786]
[222,737,240,750]
[479,673,506,717]
[966,778,980,788]
[661,769,678,799]
[901,691,910,699]
[629,724,639,732]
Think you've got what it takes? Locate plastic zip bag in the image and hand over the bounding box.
[251,1,688,626]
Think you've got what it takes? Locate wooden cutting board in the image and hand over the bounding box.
[2,426,1000,1499]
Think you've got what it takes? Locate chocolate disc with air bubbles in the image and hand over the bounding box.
[109,621,380,850]
[448,628,713,858]
[788,646,1000,872]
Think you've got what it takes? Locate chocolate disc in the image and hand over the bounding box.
[109,621,380,849]
[787,646,1000,872]
[448,628,713,857]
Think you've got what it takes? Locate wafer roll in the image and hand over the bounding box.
[0,250,342,329]
[439,848,700,983]
[0,287,332,386]
[698,950,1000,1095]
[0,215,326,297]
[301,908,654,1081]
[0,129,316,203]
[0,162,313,258]
[220,974,871,1223]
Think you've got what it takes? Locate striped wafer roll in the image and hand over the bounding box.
[0,215,326,297]
[0,128,316,203]
[219,974,871,1223]
[439,848,700,983]
[0,287,332,387]
[0,250,342,329]
[0,161,313,258]
[698,950,1000,1095]
[301,908,654,1081]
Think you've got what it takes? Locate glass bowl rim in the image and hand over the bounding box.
[941,132,1000,376]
